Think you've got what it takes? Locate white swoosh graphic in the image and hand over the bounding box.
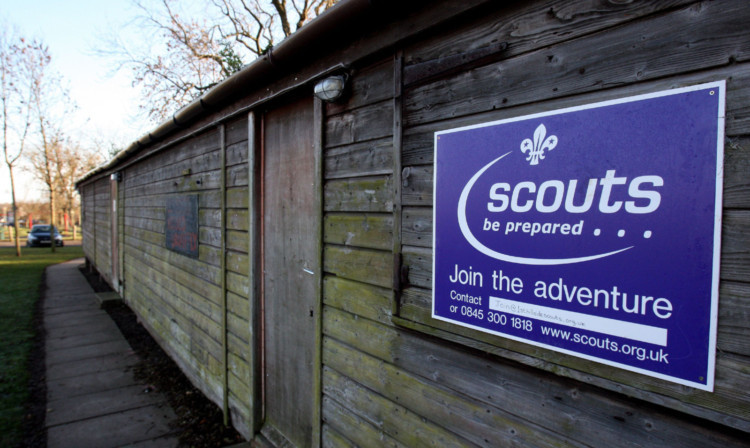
[456,152,632,265]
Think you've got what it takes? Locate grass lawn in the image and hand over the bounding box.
[0,246,84,447]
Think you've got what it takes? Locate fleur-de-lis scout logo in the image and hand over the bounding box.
[520,123,558,165]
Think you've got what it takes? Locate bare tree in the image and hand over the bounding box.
[1,29,50,256]
[55,141,103,239]
[10,200,49,225]
[215,0,335,55]
[99,0,336,122]
[26,54,73,253]
[28,130,103,244]
[28,129,60,252]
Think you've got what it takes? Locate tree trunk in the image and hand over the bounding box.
[49,188,56,253]
[9,165,21,256]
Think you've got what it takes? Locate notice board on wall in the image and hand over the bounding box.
[166,194,199,258]
[432,82,725,390]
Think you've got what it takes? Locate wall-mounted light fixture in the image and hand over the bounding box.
[314,74,348,102]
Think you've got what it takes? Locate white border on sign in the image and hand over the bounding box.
[431,81,725,391]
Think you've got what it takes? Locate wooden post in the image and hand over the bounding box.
[110,174,119,287]
[93,184,96,268]
[312,96,324,448]
[247,111,262,435]
[220,124,229,426]
[118,175,124,293]
[391,51,404,315]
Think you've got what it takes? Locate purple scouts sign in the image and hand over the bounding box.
[432,82,725,391]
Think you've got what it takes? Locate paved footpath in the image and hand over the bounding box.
[43,259,180,448]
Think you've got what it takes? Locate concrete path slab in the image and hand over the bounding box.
[46,404,178,448]
[46,327,124,351]
[44,290,99,301]
[46,351,139,381]
[115,434,182,448]
[45,303,101,316]
[45,312,111,331]
[43,259,180,448]
[47,365,139,401]
[46,384,164,427]
[46,338,132,366]
[44,297,100,312]
[46,318,121,339]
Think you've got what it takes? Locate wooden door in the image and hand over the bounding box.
[261,96,318,447]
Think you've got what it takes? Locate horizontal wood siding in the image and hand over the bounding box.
[120,116,253,437]
[121,127,225,410]
[224,115,252,434]
[81,183,95,262]
[393,0,750,446]
[93,177,112,287]
[321,57,399,445]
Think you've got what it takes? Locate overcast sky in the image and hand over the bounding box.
[1,0,152,203]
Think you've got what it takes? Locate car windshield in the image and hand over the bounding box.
[31,225,51,234]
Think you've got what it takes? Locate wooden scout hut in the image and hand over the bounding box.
[76,0,750,446]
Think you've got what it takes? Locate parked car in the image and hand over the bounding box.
[26,225,64,247]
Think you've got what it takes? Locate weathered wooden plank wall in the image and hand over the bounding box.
[92,176,112,287]
[320,57,400,446]
[223,115,253,436]
[81,182,95,265]
[118,115,254,436]
[120,127,225,414]
[321,0,749,447]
